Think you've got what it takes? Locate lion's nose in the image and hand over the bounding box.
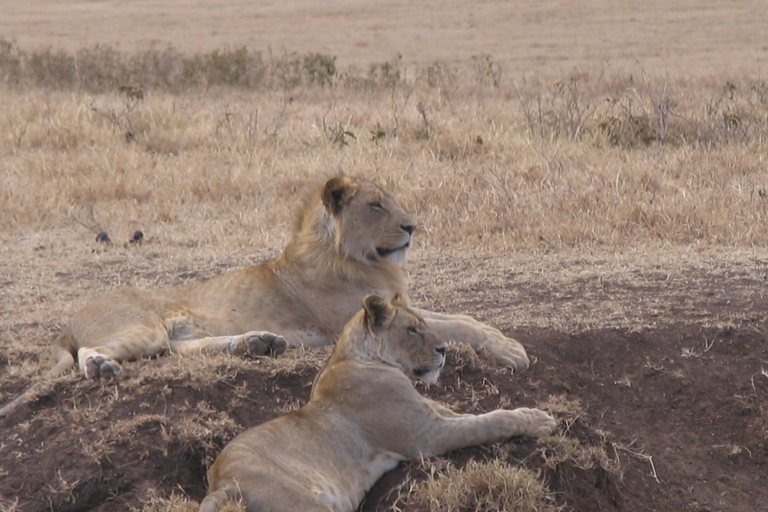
[436,346,446,356]
[401,223,416,235]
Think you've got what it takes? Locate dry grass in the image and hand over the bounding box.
[1,43,767,417]
[133,490,203,512]
[391,458,561,512]
[1,51,766,257]
[0,10,767,508]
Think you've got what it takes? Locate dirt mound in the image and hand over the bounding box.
[2,316,766,511]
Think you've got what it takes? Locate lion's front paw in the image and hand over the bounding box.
[514,407,556,437]
[84,355,123,380]
[229,332,288,358]
[480,334,530,372]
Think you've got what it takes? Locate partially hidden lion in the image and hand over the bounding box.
[0,176,529,418]
[199,294,555,512]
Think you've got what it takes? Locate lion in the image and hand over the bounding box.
[199,294,556,512]
[0,176,529,418]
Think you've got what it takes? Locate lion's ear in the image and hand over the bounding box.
[322,176,358,214]
[363,294,396,329]
[391,293,408,307]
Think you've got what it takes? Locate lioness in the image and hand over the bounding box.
[199,294,555,512]
[0,176,529,417]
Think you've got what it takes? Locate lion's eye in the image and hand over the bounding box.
[407,326,419,335]
[370,201,384,211]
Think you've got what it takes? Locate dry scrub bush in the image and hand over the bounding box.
[0,40,340,93]
[517,69,768,146]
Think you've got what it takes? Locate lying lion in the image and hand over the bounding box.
[199,294,555,512]
[1,176,529,417]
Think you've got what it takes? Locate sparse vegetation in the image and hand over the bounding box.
[1,8,767,510]
[0,41,346,93]
[392,459,561,512]
[1,42,766,253]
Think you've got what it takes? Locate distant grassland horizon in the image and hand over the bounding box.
[1,39,766,257]
[1,0,766,75]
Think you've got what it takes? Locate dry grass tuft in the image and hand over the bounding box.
[133,489,212,512]
[538,395,619,474]
[535,395,625,496]
[0,497,21,512]
[444,342,483,373]
[392,458,561,512]
[100,404,239,463]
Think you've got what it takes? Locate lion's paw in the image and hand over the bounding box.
[481,334,530,372]
[514,407,556,437]
[84,355,123,380]
[229,332,288,358]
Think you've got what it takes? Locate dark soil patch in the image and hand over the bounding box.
[1,317,766,511]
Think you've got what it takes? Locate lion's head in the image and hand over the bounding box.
[296,176,416,267]
[328,294,447,385]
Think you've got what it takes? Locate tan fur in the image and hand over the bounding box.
[0,176,529,418]
[199,295,555,512]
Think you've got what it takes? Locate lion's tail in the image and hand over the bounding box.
[0,348,76,419]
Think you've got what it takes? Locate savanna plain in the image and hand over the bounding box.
[1,1,767,511]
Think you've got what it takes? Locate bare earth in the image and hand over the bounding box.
[1,2,767,512]
[1,239,767,512]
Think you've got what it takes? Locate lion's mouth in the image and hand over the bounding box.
[413,362,442,377]
[376,242,410,257]
[413,365,442,385]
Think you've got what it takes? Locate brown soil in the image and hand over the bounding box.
[1,252,766,512]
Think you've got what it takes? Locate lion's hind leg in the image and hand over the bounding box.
[171,331,288,358]
[76,324,172,380]
[78,348,123,380]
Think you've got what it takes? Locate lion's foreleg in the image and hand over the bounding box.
[420,407,555,458]
[413,308,530,372]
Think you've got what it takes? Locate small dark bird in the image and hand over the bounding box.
[96,232,112,244]
[129,230,144,244]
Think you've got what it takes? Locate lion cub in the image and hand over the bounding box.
[199,294,555,512]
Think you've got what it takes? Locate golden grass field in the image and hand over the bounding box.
[1,1,767,511]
